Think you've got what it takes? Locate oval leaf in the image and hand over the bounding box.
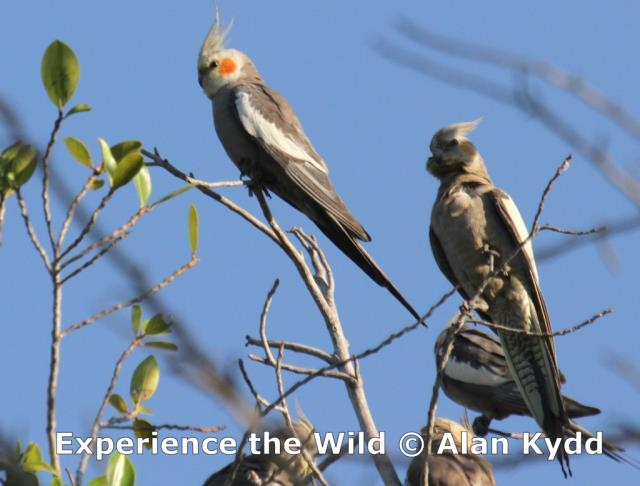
[106,453,135,486]
[133,165,152,207]
[112,152,143,189]
[50,477,63,486]
[10,144,38,188]
[130,356,159,404]
[110,141,142,162]
[131,305,142,336]
[87,476,107,486]
[188,204,199,256]
[144,341,178,352]
[133,419,155,449]
[64,137,93,167]
[91,179,105,190]
[98,138,117,184]
[143,314,171,336]
[65,103,92,118]
[41,40,79,108]
[108,393,129,414]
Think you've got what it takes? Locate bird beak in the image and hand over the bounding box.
[426,156,437,173]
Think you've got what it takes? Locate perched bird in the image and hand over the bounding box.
[203,418,318,486]
[426,120,571,474]
[435,323,631,464]
[197,15,420,321]
[406,417,496,486]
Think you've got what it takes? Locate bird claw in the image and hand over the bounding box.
[472,415,491,437]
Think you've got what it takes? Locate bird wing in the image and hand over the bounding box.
[487,189,563,382]
[233,84,369,241]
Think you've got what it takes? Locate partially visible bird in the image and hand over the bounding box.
[203,418,318,486]
[435,323,632,464]
[426,119,572,474]
[197,15,420,321]
[405,417,496,486]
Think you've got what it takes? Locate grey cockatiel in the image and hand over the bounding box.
[426,120,572,474]
[435,322,632,465]
[197,16,420,321]
[405,417,495,486]
[203,418,318,486]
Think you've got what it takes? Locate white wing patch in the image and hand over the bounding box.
[235,92,327,173]
[444,357,512,386]
[500,194,540,283]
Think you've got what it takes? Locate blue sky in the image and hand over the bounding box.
[1,1,639,484]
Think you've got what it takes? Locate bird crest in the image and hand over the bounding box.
[432,118,482,148]
[199,10,233,63]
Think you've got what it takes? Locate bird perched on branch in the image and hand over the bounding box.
[197,14,420,321]
[406,417,496,486]
[435,323,632,464]
[203,418,318,486]
[426,119,572,475]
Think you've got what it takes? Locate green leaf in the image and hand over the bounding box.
[65,103,92,118]
[50,477,63,486]
[133,165,152,207]
[87,477,107,486]
[64,136,93,167]
[111,152,143,189]
[143,314,171,336]
[188,203,199,256]
[144,341,178,352]
[149,184,192,208]
[21,442,57,474]
[137,404,153,415]
[98,138,117,185]
[8,144,38,189]
[110,141,142,162]
[91,179,105,190]
[41,40,79,108]
[108,393,129,414]
[130,355,159,404]
[133,419,155,449]
[131,305,142,336]
[105,453,135,486]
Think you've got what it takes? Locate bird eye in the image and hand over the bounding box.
[209,60,219,70]
[449,139,459,146]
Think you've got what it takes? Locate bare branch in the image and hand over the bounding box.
[57,172,99,249]
[41,109,64,250]
[61,234,126,284]
[15,190,51,271]
[245,337,334,364]
[61,257,199,336]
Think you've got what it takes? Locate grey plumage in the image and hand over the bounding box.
[203,419,318,486]
[197,17,420,321]
[426,120,571,474]
[405,418,495,486]
[435,324,633,465]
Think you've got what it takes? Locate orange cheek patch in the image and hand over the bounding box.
[219,58,237,75]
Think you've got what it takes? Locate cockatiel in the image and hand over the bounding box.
[435,323,632,465]
[405,417,496,486]
[426,119,572,475]
[197,15,420,321]
[203,418,318,486]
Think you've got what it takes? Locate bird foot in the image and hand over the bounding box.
[472,415,492,437]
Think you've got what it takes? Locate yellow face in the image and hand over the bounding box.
[198,49,242,97]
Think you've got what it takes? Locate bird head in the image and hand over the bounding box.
[268,415,318,478]
[426,119,489,181]
[197,13,258,98]
[425,417,474,452]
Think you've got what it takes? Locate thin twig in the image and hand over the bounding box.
[61,206,151,270]
[57,172,99,249]
[61,257,199,336]
[102,424,225,433]
[467,307,613,337]
[61,234,126,284]
[75,336,144,485]
[245,337,334,364]
[259,279,280,365]
[41,109,64,250]
[59,189,115,260]
[248,354,350,380]
[15,190,51,271]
